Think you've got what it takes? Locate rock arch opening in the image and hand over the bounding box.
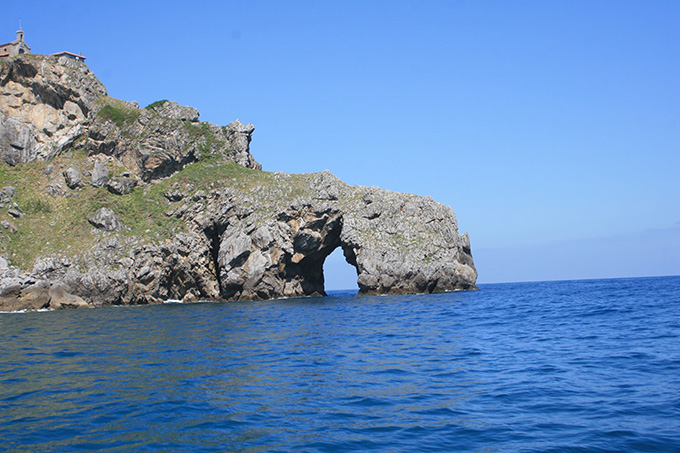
[283,212,359,297]
[322,246,359,293]
[215,208,363,301]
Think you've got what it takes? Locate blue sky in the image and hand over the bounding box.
[3,1,679,288]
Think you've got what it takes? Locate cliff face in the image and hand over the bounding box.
[85,101,261,182]
[0,56,477,311]
[0,55,106,165]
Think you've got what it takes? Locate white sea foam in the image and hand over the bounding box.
[0,307,54,314]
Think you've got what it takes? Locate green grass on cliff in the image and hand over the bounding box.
[96,97,225,161]
[144,100,169,110]
[182,122,225,160]
[0,149,312,270]
[96,102,140,128]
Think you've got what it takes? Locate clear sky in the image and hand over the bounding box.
[3,1,679,288]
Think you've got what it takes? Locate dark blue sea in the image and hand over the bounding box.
[1,276,679,452]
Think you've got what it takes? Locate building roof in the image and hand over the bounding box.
[51,51,86,60]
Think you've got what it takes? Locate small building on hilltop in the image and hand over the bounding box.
[51,51,86,62]
[1,29,86,62]
[0,28,31,59]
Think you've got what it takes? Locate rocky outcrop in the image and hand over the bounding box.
[91,158,109,187]
[0,56,477,312]
[0,169,477,310]
[84,102,261,182]
[148,100,199,122]
[0,280,88,311]
[0,55,107,165]
[1,55,261,179]
[200,171,477,300]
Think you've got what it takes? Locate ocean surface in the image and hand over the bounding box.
[1,276,678,452]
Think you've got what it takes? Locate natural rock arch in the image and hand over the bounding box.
[215,205,354,301]
[320,245,361,293]
[209,178,478,302]
[0,56,477,311]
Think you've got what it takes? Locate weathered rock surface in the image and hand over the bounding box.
[106,176,137,195]
[202,171,477,301]
[84,103,261,182]
[1,55,261,180]
[0,56,477,312]
[91,159,109,187]
[0,279,88,311]
[0,55,107,165]
[0,168,477,311]
[63,166,82,188]
[148,100,199,122]
[88,207,122,231]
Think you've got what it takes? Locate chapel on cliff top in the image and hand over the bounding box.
[0,29,31,58]
[0,29,86,62]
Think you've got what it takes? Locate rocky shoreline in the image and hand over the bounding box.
[0,55,477,311]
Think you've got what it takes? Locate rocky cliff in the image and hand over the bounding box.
[0,55,477,311]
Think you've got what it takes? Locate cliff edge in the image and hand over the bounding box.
[0,55,477,311]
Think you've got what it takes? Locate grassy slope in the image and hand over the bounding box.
[0,62,344,272]
[0,147,279,269]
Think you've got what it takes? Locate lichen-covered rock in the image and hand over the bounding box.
[88,207,122,231]
[63,166,82,189]
[91,159,109,187]
[147,100,199,122]
[107,176,136,195]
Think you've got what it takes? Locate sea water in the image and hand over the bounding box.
[1,276,678,451]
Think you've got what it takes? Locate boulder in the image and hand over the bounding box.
[17,284,51,311]
[1,186,15,198]
[63,166,82,189]
[91,159,109,187]
[48,285,89,309]
[163,190,184,202]
[88,207,122,231]
[106,176,137,195]
[0,220,17,232]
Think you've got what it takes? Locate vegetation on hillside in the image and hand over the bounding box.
[0,87,315,270]
[96,102,140,128]
[95,96,227,163]
[144,100,169,110]
[0,145,314,270]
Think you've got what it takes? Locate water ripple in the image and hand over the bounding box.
[0,276,678,451]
